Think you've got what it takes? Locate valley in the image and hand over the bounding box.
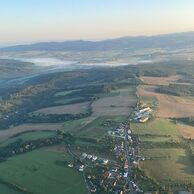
[1,50,194,194]
[1,0,194,193]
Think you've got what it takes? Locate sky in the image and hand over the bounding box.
[0,0,194,45]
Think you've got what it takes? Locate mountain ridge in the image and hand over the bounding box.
[1,31,194,52]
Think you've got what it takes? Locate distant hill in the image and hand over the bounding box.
[1,31,194,52]
[0,59,38,79]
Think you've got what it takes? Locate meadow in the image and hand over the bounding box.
[76,116,128,139]
[92,87,137,117]
[0,130,56,147]
[140,75,181,86]
[0,123,63,142]
[34,102,90,115]
[140,148,194,185]
[135,71,194,190]
[3,63,191,194]
[132,117,194,188]
[0,72,137,193]
[138,75,194,118]
[0,149,87,194]
[132,118,182,137]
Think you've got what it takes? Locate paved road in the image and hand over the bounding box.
[124,121,137,194]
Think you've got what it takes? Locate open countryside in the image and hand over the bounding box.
[138,84,194,118]
[35,102,90,115]
[132,68,194,191]
[0,61,194,193]
[1,1,194,193]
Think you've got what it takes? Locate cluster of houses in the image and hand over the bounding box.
[99,160,142,194]
[108,122,143,193]
[66,161,85,172]
[113,141,125,158]
[81,152,109,165]
[133,106,153,123]
[130,180,142,193]
[102,167,130,194]
[88,180,97,193]
[67,152,109,174]
[108,123,127,139]
[66,120,145,193]
[84,164,131,194]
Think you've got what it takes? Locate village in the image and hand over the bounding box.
[66,120,144,194]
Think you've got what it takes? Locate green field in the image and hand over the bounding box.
[62,115,127,139]
[139,95,158,109]
[55,97,85,104]
[54,89,81,97]
[0,131,57,147]
[0,183,21,194]
[77,116,128,139]
[132,118,181,137]
[133,118,194,187]
[140,148,194,185]
[62,117,96,134]
[139,136,172,143]
[0,149,87,194]
[97,87,136,98]
[0,70,136,193]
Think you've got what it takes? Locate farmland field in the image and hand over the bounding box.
[140,75,181,86]
[92,87,137,117]
[140,148,194,184]
[34,102,90,115]
[55,97,85,105]
[138,85,194,118]
[135,73,194,190]
[132,118,194,139]
[3,61,194,193]
[0,183,21,194]
[0,149,87,194]
[62,116,96,134]
[54,89,82,97]
[133,119,194,186]
[132,118,181,137]
[0,123,63,142]
[61,115,127,139]
[76,116,128,139]
[0,130,56,147]
[139,136,172,143]
[0,67,139,193]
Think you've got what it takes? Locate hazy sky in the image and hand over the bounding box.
[0,0,194,44]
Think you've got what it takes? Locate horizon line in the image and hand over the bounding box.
[1,30,194,48]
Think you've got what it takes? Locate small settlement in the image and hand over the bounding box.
[66,120,143,194]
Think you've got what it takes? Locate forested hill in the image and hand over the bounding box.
[1,31,194,52]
